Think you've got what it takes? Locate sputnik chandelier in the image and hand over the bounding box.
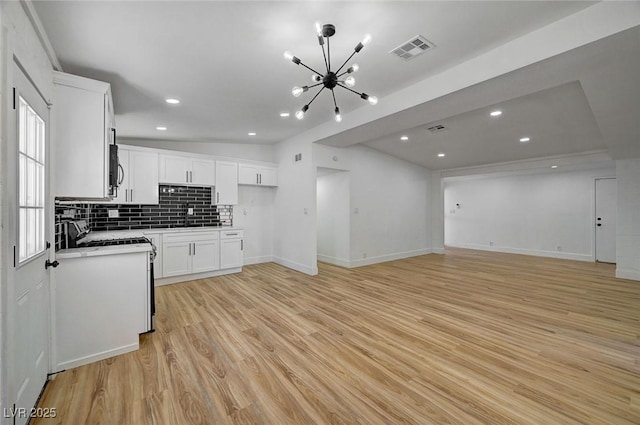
[284,22,378,122]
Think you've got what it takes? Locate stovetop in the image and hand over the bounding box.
[79,237,151,247]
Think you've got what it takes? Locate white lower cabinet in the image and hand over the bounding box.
[162,231,220,277]
[220,230,244,269]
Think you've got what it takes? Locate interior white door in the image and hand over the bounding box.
[9,63,51,425]
[595,178,617,263]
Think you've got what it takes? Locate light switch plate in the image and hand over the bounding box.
[108,209,119,218]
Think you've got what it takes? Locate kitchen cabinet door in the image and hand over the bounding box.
[214,161,238,205]
[162,241,191,277]
[191,239,220,273]
[238,164,260,185]
[130,151,159,204]
[111,149,130,204]
[259,166,278,186]
[191,159,216,186]
[159,155,190,184]
[220,238,243,269]
[54,71,114,200]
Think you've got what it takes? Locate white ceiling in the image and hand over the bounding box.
[32,1,640,170]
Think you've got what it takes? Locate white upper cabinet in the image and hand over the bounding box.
[111,147,158,204]
[214,161,238,205]
[159,154,215,186]
[238,163,277,187]
[53,71,115,200]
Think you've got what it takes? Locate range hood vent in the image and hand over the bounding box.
[390,35,435,61]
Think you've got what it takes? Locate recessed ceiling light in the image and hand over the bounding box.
[551,165,558,169]
[490,110,502,117]
[437,152,445,157]
[165,98,180,104]
[280,112,290,118]
[248,132,256,136]
[400,135,409,141]
[156,126,167,131]
[520,137,531,142]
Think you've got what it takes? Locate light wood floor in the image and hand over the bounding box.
[34,249,640,424]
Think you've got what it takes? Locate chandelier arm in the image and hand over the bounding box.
[306,86,326,108]
[320,43,329,72]
[337,83,363,97]
[327,37,331,71]
[298,61,325,77]
[331,89,338,109]
[335,50,357,75]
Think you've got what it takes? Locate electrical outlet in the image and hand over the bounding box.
[108,209,119,218]
[187,207,194,215]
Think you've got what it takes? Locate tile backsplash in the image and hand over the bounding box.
[55,185,232,249]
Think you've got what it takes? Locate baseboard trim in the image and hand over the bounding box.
[273,256,318,275]
[349,248,433,268]
[55,342,139,372]
[156,267,242,286]
[446,243,593,262]
[616,268,640,281]
[317,254,351,268]
[243,255,274,266]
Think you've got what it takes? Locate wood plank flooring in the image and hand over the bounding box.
[34,249,640,424]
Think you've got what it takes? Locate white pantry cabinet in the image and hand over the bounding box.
[214,161,238,205]
[220,229,243,269]
[162,231,220,277]
[53,71,115,200]
[111,148,158,204]
[159,154,215,186]
[238,163,277,186]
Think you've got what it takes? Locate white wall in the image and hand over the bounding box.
[121,138,276,163]
[273,137,317,275]
[444,167,615,261]
[234,185,275,265]
[616,159,640,280]
[316,170,350,267]
[348,145,431,266]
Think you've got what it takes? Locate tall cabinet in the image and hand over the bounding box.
[53,71,115,200]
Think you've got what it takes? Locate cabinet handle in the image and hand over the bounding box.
[130,189,133,202]
[226,233,238,236]
[217,192,220,203]
[241,240,243,251]
[186,170,189,183]
[193,242,196,255]
[259,174,262,184]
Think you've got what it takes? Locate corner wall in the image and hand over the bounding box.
[616,159,640,281]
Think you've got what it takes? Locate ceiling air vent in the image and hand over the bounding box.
[390,35,435,61]
[427,124,447,133]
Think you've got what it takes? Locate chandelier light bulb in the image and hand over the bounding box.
[312,74,322,82]
[362,34,372,46]
[315,21,323,36]
[334,107,342,122]
[283,51,294,61]
[345,76,356,87]
[292,86,304,97]
[368,95,378,105]
[295,110,305,120]
[348,64,359,73]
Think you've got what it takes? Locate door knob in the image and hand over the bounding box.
[45,259,59,269]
